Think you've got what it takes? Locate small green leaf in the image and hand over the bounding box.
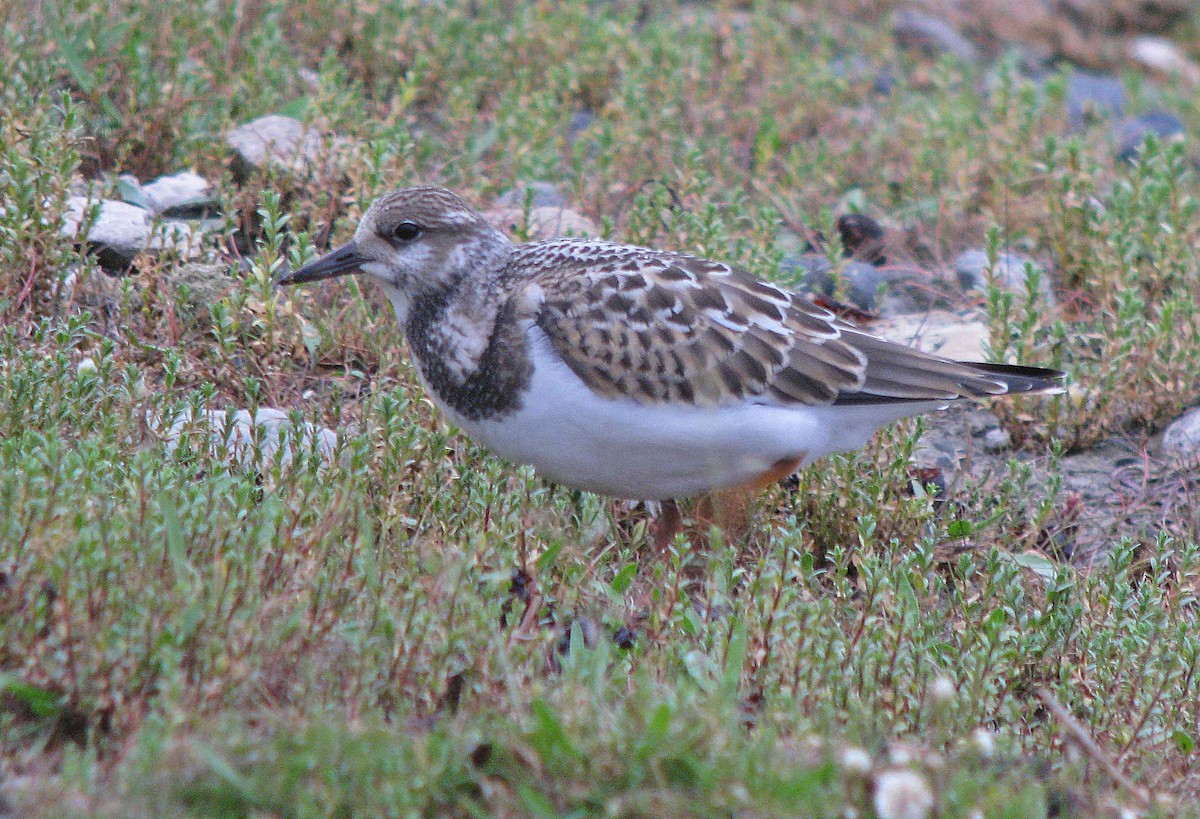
[611,563,637,594]
[1008,551,1057,580]
[529,699,580,762]
[1174,730,1195,753]
[948,519,973,538]
[0,674,63,719]
[683,651,718,692]
[536,540,563,571]
[161,495,189,576]
[516,784,559,819]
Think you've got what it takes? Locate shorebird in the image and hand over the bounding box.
[279,186,1062,544]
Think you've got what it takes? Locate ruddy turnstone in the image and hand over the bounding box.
[279,187,1062,531]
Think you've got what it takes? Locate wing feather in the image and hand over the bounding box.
[529,241,864,406]
[519,239,1061,408]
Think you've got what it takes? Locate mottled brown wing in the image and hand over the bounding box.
[530,244,869,407]
[526,240,1056,407]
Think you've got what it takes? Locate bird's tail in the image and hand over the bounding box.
[959,362,1066,396]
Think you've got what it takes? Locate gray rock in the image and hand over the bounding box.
[226,115,323,178]
[496,180,567,209]
[141,170,218,218]
[567,109,596,143]
[872,67,899,96]
[1066,70,1125,130]
[162,407,338,469]
[1114,110,1186,162]
[782,255,890,312]
[484,205,599,240]
[1162,408,1200,462]
[953,249,1054,302]
[61,196,151,270]
[892,9,980,65]
[967,411,1002,437]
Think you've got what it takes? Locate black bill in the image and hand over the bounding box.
[275,241,364,285]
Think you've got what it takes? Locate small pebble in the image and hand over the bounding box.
[982,428,1012,453]
[838,746,873,775]
[874,769,934,819]
[927,675,956,702]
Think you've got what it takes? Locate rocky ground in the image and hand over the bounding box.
[11,2,1200,814]
[42,1,1200,566]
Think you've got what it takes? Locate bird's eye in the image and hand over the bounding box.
[392,221,422,242]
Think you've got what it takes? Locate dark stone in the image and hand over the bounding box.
[782,255,889,312]
[1066,70,1125,130]
[836,213,887,265]
[613,626,636,649]
[557,617,599,655]
[892,9,980,65]
[1115,110,1186,163]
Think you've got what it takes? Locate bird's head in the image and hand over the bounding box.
[277,186,511,314]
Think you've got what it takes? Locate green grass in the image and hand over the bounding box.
[4,1,1200,815]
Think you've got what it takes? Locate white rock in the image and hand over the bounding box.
[838,746,873,774]
[872,310,990,361]
[953,249,1054,304]
[970,727,996,758]
[1162,407,1200,461]
[874,769,934,819]
[162,407,338,469]
[892,9,979,65]
[61,197,151,267]
[496,181,567,209]
[226,115,324,176]
[1129,36,1200,85]
[928,675,956,702]
[982,427,1012,453]
[141,170,215,217]
[886,743,916,767]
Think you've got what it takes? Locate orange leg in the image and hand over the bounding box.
[697,455,805,544]
[651,499,684,552]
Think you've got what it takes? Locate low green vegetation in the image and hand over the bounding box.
[3,1,1200,815]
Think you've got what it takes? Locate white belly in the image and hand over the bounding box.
[424,324,940,501]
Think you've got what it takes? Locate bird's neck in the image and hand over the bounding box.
[407,274,508,379]
[400,261,534,422]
